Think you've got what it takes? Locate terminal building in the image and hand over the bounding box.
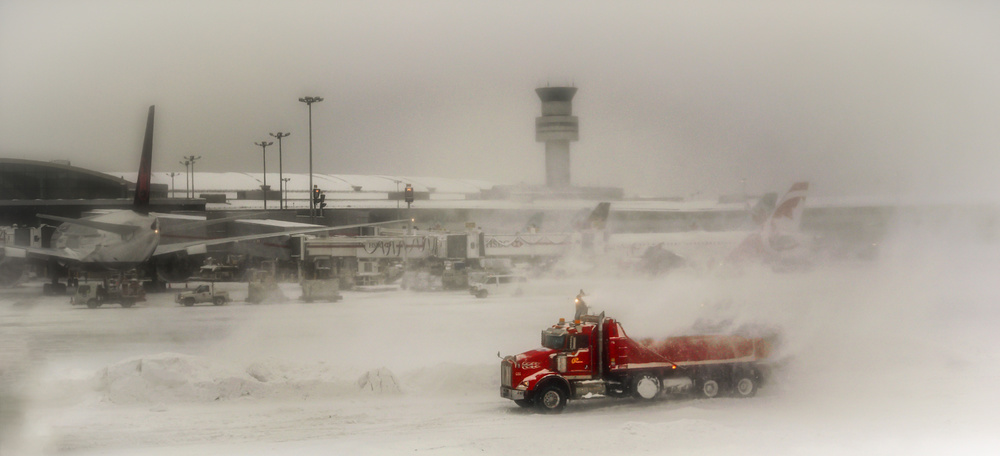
[0,158,203,227]
[3,86,994,257]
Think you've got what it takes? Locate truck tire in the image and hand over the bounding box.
[213,297,226,306]
[120,299,134,308]
[696,378,721,398]
[535,384,568,413]
[86,299,100,309]
[183,298,195,307]
[632,374,661,400]
[475,290,488,299]
[732,372,759,398]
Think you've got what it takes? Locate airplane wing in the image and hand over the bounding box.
[157,212,271,232]
[37,214,140,238]
[151,219,407,257]
[3,244,83,263]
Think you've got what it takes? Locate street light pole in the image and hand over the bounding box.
[298,96,323,223]
[178,160,191,198]
[168,172,180,198]
[254,141,273,210]
[183,155,201,199]
[269,132,291,210]
[281,177,291,209]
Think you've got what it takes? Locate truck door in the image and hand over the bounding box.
[564,334,594,377]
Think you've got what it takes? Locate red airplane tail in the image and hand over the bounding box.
[133,105,155,212]
[728,182,809,262]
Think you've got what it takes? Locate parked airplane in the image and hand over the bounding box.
[590,182,810,271]
[0,106,401,290]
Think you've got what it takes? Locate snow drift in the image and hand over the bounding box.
[92,354,412,404]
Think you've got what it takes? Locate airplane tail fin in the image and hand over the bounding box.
[581,202,610,231]
[133,105,155,212]
[728,182,809,261]
[763,182,808,241]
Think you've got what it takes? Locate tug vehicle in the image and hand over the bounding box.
[175,283,229,306]
[500,313,777,413]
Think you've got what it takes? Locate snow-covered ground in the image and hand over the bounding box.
[3,228,1000,455]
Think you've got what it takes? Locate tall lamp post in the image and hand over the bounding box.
[281,177,291,209]
[168,172,180,198]
[298,96,323,222]
[254,141,273,210]
[269,132,291,210]
[183,155,201,199]
[178,160,191,198]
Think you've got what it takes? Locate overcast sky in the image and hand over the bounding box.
[2,0,998,200]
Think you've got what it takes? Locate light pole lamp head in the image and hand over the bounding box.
[270,132,290,139]
[299,96,324,105]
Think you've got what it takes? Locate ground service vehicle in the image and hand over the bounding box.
[70,275,146,308]
[500,313,777,413]
[175,283,230,306]
[469,273,526,298]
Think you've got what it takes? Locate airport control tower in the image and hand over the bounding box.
[535,86,579,188]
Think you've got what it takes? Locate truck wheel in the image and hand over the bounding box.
[476,290,488,299]
[213,297,226,306]
[732,374,758,398]
[696,379,721,398]
[514,399,534,408]
[183,298,195,307]
[86,299,100,309]
[632,374,661,400]
[535,385,567,413]
[120,299,134,308]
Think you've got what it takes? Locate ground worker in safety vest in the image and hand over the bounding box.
[574,290,588,320]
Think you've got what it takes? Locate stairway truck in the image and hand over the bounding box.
[500,313,777,413]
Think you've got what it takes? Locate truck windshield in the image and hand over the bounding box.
[541,328,568,350]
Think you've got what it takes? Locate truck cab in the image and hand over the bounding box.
[501,315,615,412]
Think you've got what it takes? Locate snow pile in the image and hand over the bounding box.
[90,353,495,405]
[356,368,400,393]
[93,354,403,404]
[96,353,263,404]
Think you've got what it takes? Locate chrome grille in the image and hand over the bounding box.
[501,359,513,388]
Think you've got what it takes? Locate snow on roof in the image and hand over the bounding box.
[205,197,751,213]
[114,172,494,195]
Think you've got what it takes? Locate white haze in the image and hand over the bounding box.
[1,0,999,199]
[1,217,998,454]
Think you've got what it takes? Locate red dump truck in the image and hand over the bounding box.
[500,313,777,413]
